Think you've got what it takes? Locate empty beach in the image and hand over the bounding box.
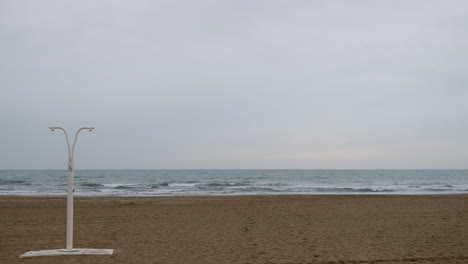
[1,195,468,264]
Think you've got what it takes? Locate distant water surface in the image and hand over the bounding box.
[1,170,468,196]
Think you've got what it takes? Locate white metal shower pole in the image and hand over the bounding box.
[49,126,94,251]
[20,126,113,258]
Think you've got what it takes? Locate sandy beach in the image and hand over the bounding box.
[1,195,468,264]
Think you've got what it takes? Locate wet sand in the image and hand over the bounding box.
[1,195,468,264]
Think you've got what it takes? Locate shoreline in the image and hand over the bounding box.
[2,192,468,198]
[2,194,468,263]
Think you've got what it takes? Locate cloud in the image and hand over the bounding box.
[1,0,468,168]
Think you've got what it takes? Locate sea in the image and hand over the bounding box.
[1,170,468,196]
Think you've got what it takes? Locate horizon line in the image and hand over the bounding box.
[2,168,468,171]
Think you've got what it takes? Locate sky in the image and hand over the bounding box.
[1,0,468,169]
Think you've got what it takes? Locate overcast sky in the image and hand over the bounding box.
[1,0,468,169]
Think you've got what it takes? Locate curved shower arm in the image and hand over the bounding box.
[49,127,71,157]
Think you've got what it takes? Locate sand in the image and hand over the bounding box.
[1,195,468,264]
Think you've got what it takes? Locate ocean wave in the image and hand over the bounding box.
[422,188,456,192]
[151,182,170,188]
[114,185,139,190]
[233,187,284,193]
[0,179,30,185]
[203,182,249,187]
[311,187,395,193]
[80,183,103,187]
[169,182,198,187]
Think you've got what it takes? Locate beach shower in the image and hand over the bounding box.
[20,127,113,258]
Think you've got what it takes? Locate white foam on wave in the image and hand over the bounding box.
[168,183,198,187]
